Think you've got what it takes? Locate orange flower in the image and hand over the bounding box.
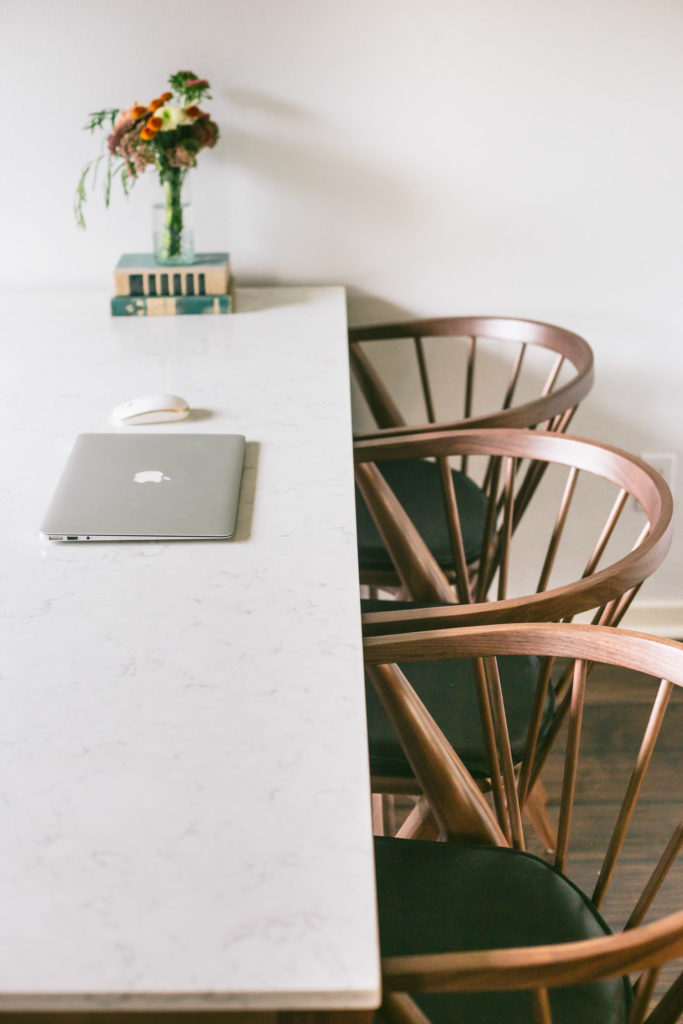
[131,104,148,118]
[185,105,201,118]
[140,127,155,141]
[160,91,173,102]
[149,116,163,130]
[149,98,164,111]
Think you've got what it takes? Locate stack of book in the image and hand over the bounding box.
[111,253,234,316]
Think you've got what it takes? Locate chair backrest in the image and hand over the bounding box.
[356,428,673,633]
[350,316,594,440]
[364,622,683,1024]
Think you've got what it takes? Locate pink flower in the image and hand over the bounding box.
[186,78,209,88]
[108,119,134,155]
[192,118,219,149]
[117,129,156,175]
[166,145,197,169]
[113,109,130,130]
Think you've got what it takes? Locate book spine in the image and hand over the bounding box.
[111,293,233,317]
[113,264,230,297]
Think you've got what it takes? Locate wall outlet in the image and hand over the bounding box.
[642,452,677,491]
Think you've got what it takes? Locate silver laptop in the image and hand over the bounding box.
[40,433,245,541]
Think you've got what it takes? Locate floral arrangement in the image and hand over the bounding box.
[75,70,219,260]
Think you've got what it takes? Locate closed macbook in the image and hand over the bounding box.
[40,433,245,541]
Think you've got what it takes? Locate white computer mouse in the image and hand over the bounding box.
[112,393,190,425]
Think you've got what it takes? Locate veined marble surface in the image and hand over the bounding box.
[0,288,379,1011]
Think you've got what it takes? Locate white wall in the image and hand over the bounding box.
[2,0,682,624]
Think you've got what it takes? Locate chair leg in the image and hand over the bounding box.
[371,793,385,835]
[395,796,441,840]
[523,779,557,855]
[372,793,398,836]
[383,793,397,836]
[374,776,556,849]
[380,993,432,1023]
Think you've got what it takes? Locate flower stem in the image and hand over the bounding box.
[159,169,185,260]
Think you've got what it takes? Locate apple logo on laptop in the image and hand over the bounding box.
[134,470,171,484]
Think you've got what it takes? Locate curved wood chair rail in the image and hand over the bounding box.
[364,621,683,685]
[381,908,683,993]
[365,622,683,1023]
[356,428,673,635]
[349,315,594,440]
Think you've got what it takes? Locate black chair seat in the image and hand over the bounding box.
[375,838,632,1023]
[356,458,488,574]
[363,599,554,779]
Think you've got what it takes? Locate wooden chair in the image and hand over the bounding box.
[355,429,673,846]
[356,428,672,626]
[350,316,594,590]
[350,315,594,439]
[364,622,683,1024]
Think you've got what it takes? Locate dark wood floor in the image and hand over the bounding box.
[530,662,683,1008]
[530,664,682,914]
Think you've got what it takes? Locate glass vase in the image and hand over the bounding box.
[153,169,194,265]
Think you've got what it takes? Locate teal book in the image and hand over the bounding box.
[111,293,233,317]
[115,252,229,269]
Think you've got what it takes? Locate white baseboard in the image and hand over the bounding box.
[618,601,683,639]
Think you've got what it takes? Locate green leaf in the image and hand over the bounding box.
[74,161,92,228]
[90,152,105,190]
[83,108,119,133]
[104,157,113,207]
[167,69,212,106]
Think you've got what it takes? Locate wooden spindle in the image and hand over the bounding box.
[541,353,564,396]
[497,456,515,601]
[555,659,587,873]
[473,657,512,843]
[501,342,527,412]
[628,968,660,1024]
[581,488,629,577]
[349,343,405,429]
[627,821,683,930]
[536,467,579,593]
[593,680,674,908]
[437,456,472,604]
[414,336,436,423]
[484,655,525,850]
[531,987,553,1024]
[461,336,476,472]
[517,657,554,809]
[476,456,502,602]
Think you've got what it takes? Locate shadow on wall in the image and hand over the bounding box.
[214,88,420,266]
[346,290,418,326]
[215,89,534,319]
[226,88,312,121]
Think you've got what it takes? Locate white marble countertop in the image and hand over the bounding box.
[0,288,379,1012]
